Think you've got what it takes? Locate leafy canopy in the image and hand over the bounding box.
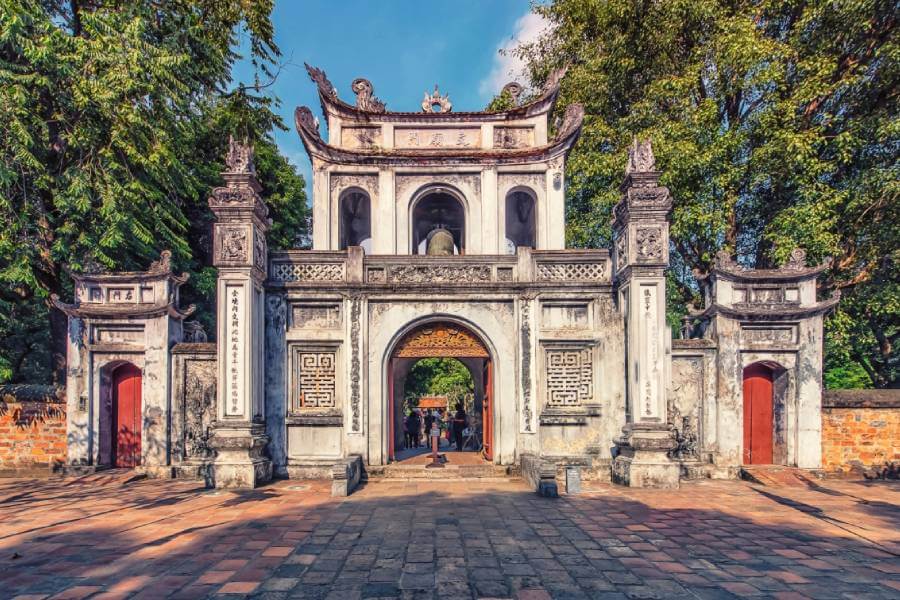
[505,0,898,388]
[0,0,309,382]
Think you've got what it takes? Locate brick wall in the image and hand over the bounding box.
[0,385,67,476]
[822,390,900,476]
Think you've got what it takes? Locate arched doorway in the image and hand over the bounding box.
[112,363,142,468]
[743,363,774,465]
[387,322,493,462]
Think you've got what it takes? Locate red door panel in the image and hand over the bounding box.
[743,364,773,465]
[113,364,142,468]
[482,360,493,462]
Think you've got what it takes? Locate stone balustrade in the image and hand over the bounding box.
[268,248,611,287]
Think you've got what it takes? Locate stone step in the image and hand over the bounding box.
[366,463,517,480]
[740,465,822,487]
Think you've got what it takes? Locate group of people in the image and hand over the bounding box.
[404,404,470,451]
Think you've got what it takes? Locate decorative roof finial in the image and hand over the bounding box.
[501,82,523,106]
[422,84,452,113]
[784,248,808,270]
[351,78,386,112]
[148,250,173,274]
[625,137,656,174]
[225,136,255,174]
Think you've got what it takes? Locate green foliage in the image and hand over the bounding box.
[0,0,308,383]
[507,0,898,387]
[403,358,475,409]
[486,88,518,112]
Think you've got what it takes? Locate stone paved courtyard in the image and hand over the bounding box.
[1,473,898,599]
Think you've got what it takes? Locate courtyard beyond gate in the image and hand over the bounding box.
[1,474,897,599]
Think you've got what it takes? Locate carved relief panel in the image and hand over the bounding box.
[493,127,534,149]
[183,359,217,459]
[291,303,342,330]
[340,127,382,149]
[216,224,250,265]
[667,357,703,460]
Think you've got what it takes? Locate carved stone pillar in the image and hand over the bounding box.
[611,139,679,489]
[207,137,273,488]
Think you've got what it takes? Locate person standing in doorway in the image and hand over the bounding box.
[452,403,468,451]
[424,409,434,445]
[406,410,421,449]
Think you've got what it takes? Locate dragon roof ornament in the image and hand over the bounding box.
[351,78,386,112]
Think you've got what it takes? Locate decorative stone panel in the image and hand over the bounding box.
[536,261,608,282]
[291,303,342,330]
[329,174,378,197]
[270,262,345,283]
[291,346,338,411]
[543,345,594,407]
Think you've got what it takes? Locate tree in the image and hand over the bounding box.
[504,0,898,387]
[0,1,309,383]
[404,358,475,409]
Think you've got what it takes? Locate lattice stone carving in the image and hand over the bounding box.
[271,262,344,282]
[536,262,607,282]
[545,347,594,406]
[296,351,336,409]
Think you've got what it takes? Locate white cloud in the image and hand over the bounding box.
[479,11,550,99]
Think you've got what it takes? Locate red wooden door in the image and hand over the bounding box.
[743,364,773,465]
[388,358,395,462]
[482,360,493,462]
[113,364,142,468]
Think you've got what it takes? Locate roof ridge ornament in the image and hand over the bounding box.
[351,78,386,113]
[784,248,808,270]
[501,82,523,106]
[305,63,336,97]
[422,84,452,113]
[625,137,656,174]
[542,65,568,94]
[148,250,173,274]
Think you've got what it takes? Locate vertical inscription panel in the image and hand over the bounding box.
[640,284,661,419]
[225,284,246,417]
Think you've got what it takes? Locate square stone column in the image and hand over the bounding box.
[207,138,273,488]
[611,139,679,489]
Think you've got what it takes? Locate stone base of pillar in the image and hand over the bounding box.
[208,421,272,489]
[612,422,680,489]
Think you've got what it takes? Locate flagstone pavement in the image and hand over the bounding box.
[0,472,898,599]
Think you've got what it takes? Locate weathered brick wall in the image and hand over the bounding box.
[0,385,67,476]
[822,390,900,476]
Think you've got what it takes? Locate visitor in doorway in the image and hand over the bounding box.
[405,410,421,449]
[452,403,468,451]
[424,409,434,443]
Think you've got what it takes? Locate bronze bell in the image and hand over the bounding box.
[426,227,455,255]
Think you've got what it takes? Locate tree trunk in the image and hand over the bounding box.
[47,300,68,386]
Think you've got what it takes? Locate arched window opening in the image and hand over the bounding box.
[339,189,371,253]
[504,190,536,254]
[412,192,465,255]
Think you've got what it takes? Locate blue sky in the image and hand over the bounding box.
[233,1,546,194]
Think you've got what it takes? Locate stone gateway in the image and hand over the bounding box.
[55,67,838,490]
